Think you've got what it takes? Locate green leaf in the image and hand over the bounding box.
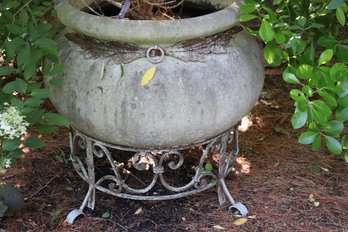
[312,135,322,150]
[102,212,110,219]
[299,131,318,145]
[11,98,23,108]
[24,60,37,80]
[35,125,56,134]
[17,46,31,67]
[338,94,348,107]
[240,4,257,14]
[336,45,348,62]
[330,63,347,82]
[259,20,275,42]
[47,64,64,76]
[264,43,276,64]
[5,24,24,35]
[44,113,70,126]
[336,7,346,26]
[342,135,348,148]
[2,138,22,152]
[336,107,348,121]
[318,49,333,66]
[310,106,327,124]
[325,135,343,154]
[317,36,337,48]
[327,0,345,9]
[31,89,52,99]
[302,85,313,97]
[2,81,16,94]
[239,14,258,22]
[18,10,29,27]
[120,64,125,79]
[274,33,287,44]
[24,98,44,107]
[34,38,57,48]
[205,163,213,172]
[345,151,348,163]
[323,120,344,135]
[25,137,45,149]
[291,110,308,129]
[296,16,307,27]
[290,89,306,101]
[283,72,300,84]
[0,66,16,76]
[296,65,313,80]
[318,90,337,107]
[312,100,332,117]
[49,78,64,86]
[4,38,26,57]
[14,78,27,94]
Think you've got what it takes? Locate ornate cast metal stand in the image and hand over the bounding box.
[66,125,248,224]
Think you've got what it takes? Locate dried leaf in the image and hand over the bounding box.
[213,225,226,231]
[134,207,143,215]
[141,66,156,86]
[320,167,329,172]
[308,193,315,203]
[100,62,105,80]
[248,215,257,219]
[234,218,248,226]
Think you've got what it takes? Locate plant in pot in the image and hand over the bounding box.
[46,0,265,223]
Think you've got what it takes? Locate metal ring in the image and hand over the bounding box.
[146,46,165,64]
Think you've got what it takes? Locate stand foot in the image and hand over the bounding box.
[66,209,84,225]
[230,202,249,217]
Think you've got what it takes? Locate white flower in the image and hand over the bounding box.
[0,106,29,139]
[0,155,12,173]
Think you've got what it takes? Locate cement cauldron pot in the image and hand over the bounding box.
[48,0,264,148]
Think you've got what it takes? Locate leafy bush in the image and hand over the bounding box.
[0,0,68,172]
[240,0,348,162]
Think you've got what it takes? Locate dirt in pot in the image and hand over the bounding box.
[81,0,217,20]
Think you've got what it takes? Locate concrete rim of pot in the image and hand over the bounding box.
[55,0,241,46]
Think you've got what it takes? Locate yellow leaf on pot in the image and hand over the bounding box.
[141,66,156,86]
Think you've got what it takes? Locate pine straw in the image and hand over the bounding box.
[1,71,348,232]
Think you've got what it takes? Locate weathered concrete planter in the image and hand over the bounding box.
[48,0,264,148]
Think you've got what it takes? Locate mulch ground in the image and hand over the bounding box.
[1,69,347,232]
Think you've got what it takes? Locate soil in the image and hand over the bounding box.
[1,69,348,232]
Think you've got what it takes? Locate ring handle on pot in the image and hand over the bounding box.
[146,46,165,64]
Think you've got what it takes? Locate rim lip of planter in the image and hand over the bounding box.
[55,0,240,45]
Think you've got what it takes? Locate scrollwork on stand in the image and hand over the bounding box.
[66,125,249,224]
[69,125,240,201]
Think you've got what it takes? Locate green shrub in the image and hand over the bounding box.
[0,0,67,172]
[240,0,348,162]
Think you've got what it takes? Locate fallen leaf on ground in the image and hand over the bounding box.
[134,207,143,215]
[234,218,248,226]
[213,225,226,231]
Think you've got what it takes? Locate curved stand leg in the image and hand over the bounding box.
[217,126,248,217]
[66,136,96,224]
[66,186,94,224]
